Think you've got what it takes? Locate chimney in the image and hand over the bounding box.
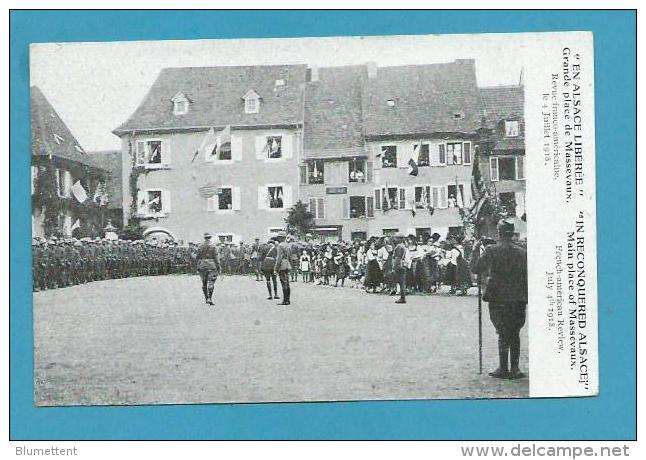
[308,65,319,82]
[366,62,378,79]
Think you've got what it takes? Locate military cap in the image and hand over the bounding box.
[203,232,212,239]
[497,218,515,236]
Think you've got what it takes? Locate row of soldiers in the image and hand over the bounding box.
[31,236,197,291]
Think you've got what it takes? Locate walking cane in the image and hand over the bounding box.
[477,275,483,374]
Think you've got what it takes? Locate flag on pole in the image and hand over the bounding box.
[93,182,105,205]
[149,145,161,163]
[198,183,218,198]
[71,180,88,203]
[193,127,218,162]
[70,219,80,232]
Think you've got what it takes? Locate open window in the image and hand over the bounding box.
[505,120,520,137]
[446,142,463,165]
[136,139,169,168]
[498,157,516,180]
[349,159,367,182]
[349,196,366,218]
[307,160,325,184]
[414,185,431,209]
[266,136,282,159]
[383,186,399,210]
[268,185,284,209]
[218,187,233,210]
[381,145,397,168]
[413,143,430,167]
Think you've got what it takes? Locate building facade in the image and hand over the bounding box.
[31,86,112,239]
[478,84,526,238]
[115,61,524,243]
[114,65,306,244]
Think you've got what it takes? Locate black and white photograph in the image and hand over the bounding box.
[29,32,596,406]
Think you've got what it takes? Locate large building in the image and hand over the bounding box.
[113,65,307,244]
[31,86,113,239]
[115,61,524,243]
[478,83,526,237]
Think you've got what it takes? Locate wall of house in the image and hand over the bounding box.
[121,128,301,243]
[479,151,527,218]
[368,138,475,240]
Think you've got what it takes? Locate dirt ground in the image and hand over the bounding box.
[33,274,529,406]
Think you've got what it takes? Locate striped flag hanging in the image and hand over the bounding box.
[198,183,219,198]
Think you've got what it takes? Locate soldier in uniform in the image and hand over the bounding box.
[251,237,261,281]
[472,219,528,380]
[196,232,221,305]
[274,232,292,305]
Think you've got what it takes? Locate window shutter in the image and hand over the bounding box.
[342,197,350,219]
[374,189,381,210]
[431,187,439,208]
[136,141,146,165]
[283,185,293,208]
[309,198,317,217]
[161,140,171,165]
[255,136,267,159]
[232,187,241,210]
[399,188,406,209]
[438,144,446,165]
[463,142,472,164]
[258,186,268,209]
[396,145,406,168]
[440,187,447,208]
[516,156,525,180]
[207,195,216,212]
[317,198,325,219]
[366,196,375,218]
[162,190,171,213]
[490,157,499,182]
[446,144,454,165]
[137,190,146,215]
[366,161,374,182]
[231,135,243,162]
[300,165,307,185]
[406,186,415,210]
[282,134,293,159]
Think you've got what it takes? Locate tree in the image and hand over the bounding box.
[284,200,314,237]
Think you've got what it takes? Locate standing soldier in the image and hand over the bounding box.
[251,237,261,281]
[274,232,292,305]
[196,232,221,306]
[471,219,528,380]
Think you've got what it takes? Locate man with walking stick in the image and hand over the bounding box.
[472,219,528,380]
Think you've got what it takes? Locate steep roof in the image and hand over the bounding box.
[363,60,483,138]
[480,85,525,152]
[480,85,525,128]
[31,86,108,170]
[87,150,123,210]
[114,65,307,134]
[303,66,365,159]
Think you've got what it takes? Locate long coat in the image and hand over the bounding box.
[196,242,221,272]
[472,241,527,303]
[274,241,292,272]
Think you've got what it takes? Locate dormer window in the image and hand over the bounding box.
[171,92,189,115]
[505,120,520,137]
[243,89,260,114]
[275,79,285,87]
[453,111,464,120]
[386,99,396,107]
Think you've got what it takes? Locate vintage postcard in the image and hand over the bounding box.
[29,31,597,405]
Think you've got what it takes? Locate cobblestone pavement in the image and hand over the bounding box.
[34,274,529,406]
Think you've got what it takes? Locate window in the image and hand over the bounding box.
[218,188,233,210]
[383,228,400,236]
[266,136,282,159]
[308,160,325,184]
[499,192,517,217]
[447,142,463,165]
[414,186,431,209]
[381,145,397,168]
[416,228,432,239]
[351,231,368,241]
[218,234,234,243]
[275,79,285,87]
[268,186,284,209]
[137,189,171,217]
[245,97,258,114]
[349,196,366,218]
[308,197,325,219]
[386,99,396,107]
[383,186,399,210]
[218,144,232,161]
[447,184,465,208]
[136,139,169,168]
[498,157,516,180]
[173,100,188,115]
[348,159,366,182]
[414,143,430,167]
[505,120,520,137]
